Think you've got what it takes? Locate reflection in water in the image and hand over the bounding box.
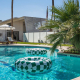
[0,60,15,71]
[0,48,24,56]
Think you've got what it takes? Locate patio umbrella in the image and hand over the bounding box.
[0,24,15,41]
[0,24,15,30]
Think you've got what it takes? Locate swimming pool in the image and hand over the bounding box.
[0,46,80,80]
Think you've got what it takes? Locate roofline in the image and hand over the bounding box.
[0,17,25,25]
[0,16,46,25]
[23,16,46,19]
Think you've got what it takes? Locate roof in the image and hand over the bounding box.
[0,17,24,25]
[0,16,46,25]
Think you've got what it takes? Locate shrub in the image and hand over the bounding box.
[72,51,74,53]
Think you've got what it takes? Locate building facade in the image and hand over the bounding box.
[0,16,46,41]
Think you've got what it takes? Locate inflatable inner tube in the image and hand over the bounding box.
[27,49,47,55]
[15,57,52,73]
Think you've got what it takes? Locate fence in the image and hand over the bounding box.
[23,32,55,43]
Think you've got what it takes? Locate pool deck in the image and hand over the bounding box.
[71,77,80,80]
[0,44,69,53]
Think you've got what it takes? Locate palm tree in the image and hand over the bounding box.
[11,0,13,39]
[46,6,48,19]
[52,0,55,21]
[43,0,80,54]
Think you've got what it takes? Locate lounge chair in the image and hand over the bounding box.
[7,37,17,44]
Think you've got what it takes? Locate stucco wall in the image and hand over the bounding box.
[23,32,54,43]
[13,20,23,41]
[0,30,6,41]
[12,17,46,41]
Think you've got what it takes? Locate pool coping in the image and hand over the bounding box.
[57,52,80,58]
[0,44,68,49]
[71,77,80,80]
[0,44,80,57]
[0,44,51,48]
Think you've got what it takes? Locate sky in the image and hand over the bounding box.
[0,0,80,21]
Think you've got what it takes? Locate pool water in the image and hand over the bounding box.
[0,46,80,80]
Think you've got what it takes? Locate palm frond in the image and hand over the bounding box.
[50,36,63,54]
[72,22,79,28]
[70,33,80,50]
[41,0,80,54]
[47,34,61,43]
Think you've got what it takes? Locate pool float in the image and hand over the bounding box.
[15,57,52,73]
[27,49,47,55]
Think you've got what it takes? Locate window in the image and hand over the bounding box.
[0,33,2,36]
[34,22,42,29]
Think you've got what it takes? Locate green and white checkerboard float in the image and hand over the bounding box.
[27,49,47,55]
[15,57,52,73]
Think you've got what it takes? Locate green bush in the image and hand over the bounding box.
[72,51,74,53]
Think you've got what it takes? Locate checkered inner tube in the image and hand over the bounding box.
[27,50,47,55]
[15,57,52,73]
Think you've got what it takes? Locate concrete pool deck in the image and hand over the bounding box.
[71,77,80,80]
[0,44,69,53]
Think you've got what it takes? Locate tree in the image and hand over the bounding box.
[43,0,80,54]
[52,0,54,15]
[11,0,13,39]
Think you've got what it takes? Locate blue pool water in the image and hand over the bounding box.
[0,46,80,80]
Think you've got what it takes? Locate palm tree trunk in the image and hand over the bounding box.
[11,0,13,39]
[52,0,55,21]
[76,0,79,10]
[46,6,48,20]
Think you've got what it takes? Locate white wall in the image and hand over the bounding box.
[0,30,6,41]
[13,20,23,41]
[23,32,54,43]
[29,33,33,42]
[23,33,28,42]
[34,32,39,42]
[40,32,46,43]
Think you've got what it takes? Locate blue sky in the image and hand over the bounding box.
[0,0,79,21]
